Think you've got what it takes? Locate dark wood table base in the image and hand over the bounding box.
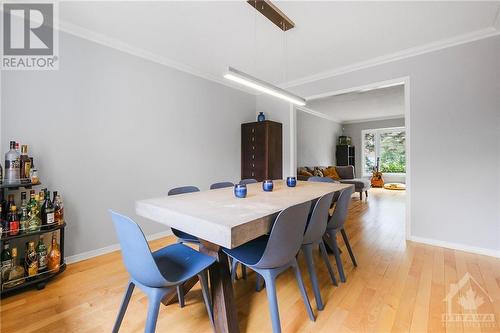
[161,241,239,333]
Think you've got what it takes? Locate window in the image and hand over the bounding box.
[362,127,406,176]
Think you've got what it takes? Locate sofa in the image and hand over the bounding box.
[298,165,371,200]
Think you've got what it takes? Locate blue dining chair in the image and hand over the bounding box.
[239,178,258,185]
[300,192,338,311]
[223,202,315,333]
[323,186,356,283]
[168,186,200,245]
[109,210,215,333]
[167,186,200,307]
[209,181,234,190]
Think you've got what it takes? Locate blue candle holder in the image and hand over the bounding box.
[234,184,247,198]
[262,180,274,192]
[286,177,297,187]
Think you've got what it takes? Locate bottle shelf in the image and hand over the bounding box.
[0,180,42,190]
[0,222,66,242]
[0,263,66,296]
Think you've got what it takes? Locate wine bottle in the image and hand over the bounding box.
[42,190,55,227]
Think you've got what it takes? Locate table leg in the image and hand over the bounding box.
[200,240,240,333]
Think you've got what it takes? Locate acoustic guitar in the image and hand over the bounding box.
[371,157,384,188]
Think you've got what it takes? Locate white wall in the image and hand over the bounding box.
[292,36,500,255]
[296,112,342,167]
[343,117,405,182]
[1,32,256,257]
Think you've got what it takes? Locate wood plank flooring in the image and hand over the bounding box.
[1,189,499,332]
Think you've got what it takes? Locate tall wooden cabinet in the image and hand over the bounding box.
[241,120,282,181]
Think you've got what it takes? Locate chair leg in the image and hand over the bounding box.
[231,259,238,282]
[319,241,338,286]
[262,271,282,333]
[340,228,357,267]
[365,190,368,199]
[145,289,163,333]
[327,230,346,283]
[198,271,215,330]
[302,244,324,311]
[112,281,135,333]
[176,285,185,308]
[291,258,315,321]
[256,273,264,292]
[359,191,363,201]
[242,265,247,280]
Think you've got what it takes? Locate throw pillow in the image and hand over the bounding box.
[298,169,313,178]
[313,167,324,177]
[323,166,341,180]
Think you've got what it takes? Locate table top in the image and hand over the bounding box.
[135,180,353,248]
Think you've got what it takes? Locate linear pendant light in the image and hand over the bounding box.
[224,67,306,106]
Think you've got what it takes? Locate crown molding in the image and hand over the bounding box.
[341,114,405,125]
[295,105,340,123]
[57,20,257,96]
[281,27,500,88]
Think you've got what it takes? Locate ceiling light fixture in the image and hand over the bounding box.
[224,66,306,106]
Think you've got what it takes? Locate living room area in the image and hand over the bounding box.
[296,81,407,202]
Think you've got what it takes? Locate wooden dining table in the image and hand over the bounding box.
[135,180,353,333]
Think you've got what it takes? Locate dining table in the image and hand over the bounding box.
[135,180,353,333]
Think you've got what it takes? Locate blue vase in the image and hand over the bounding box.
[286,177,297,187]
[257,112,265,122]
[262,180,274,192]
[234,184,247,198]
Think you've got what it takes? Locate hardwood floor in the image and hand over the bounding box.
[1,189,499,332]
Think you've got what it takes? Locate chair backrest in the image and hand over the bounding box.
[109,210,168,287]
[168,186,200,196]
[308,176,338,183]
[303,192,335,244]
[239,178,258,185]
[254,201,311,269]
[210,182,234,190]
[327,186,353,230]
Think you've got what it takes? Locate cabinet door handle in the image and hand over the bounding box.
[252,154,255,159]
[252,137,255,142]
[251,172,254,176]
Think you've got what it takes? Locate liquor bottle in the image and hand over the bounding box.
[24,241,38,279]
[4,141,20,184]
[19,145,31,183]
[7,194,15,213]
[20,192,27,211]
[8,205,19,236]
[27,204,41,232]
[0,206,8,237]
[1,242,12,280]
[42,190,55,227]
[53,191,64,225]
[0,162,3,185]
[19,206,29,234]
[36,192,44,220]
[27,190,36,214]
[3,247,25,289]
[36,236,48,273]
[47,233,61,273]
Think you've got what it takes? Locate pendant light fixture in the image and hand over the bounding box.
[224,0,306,106]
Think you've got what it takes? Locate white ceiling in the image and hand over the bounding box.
[59,1,500,90]
[306,85,405,123]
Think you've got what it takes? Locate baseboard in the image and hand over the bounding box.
[409,236,500,258]
[65,230,173,264]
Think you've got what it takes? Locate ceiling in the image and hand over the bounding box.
[306,85,405,123]
[59,1,500,90]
